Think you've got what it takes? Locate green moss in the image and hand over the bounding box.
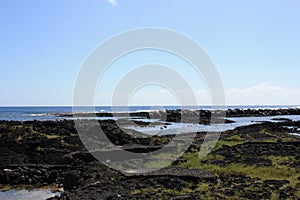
[281,137,298,142]
[36,146,41,151]
[189,139,243,159]
[130,188,143,195]
[130,186,205,197]
[295,190,300,198]
[15,135,23,143]
[216,140,244,148]
[112,128,121,135]
[149,136,171,145]
[267,156,295,165]
[263,139,278,143]
[144,160,173,169]
[260,129,268,134]
[180,152,300,187]
[266,156,300,187]
[270,192,279,200]
[195,183,210,192]
[150,152,178,160]
[225,135,243,141]
[43,134,60,139]
[259,129,279,139]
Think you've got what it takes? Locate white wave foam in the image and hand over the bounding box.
[26,113,50,117]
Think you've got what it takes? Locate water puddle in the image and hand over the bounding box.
[127,115,300,135]
[282,125,300,137]
[290,133,300,137]
[0,186,60,200]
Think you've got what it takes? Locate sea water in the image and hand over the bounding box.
[0,105,299,121]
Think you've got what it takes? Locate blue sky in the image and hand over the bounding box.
[0,0,299,106]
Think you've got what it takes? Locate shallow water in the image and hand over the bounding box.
[290,133,300,136]
[0,188,60,200]
[127,115,300,135]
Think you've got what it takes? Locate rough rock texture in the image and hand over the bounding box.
[0,109,299,199]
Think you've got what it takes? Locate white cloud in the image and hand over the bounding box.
[96,83,300,106]
[108,0,117,6]
[226,83,300,105]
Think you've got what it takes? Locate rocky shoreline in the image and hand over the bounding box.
[59,108,300,123]
[0,109,300,199]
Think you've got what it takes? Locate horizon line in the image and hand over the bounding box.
[0,104,299,107]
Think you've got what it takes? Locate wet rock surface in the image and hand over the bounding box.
[0,109,300,199]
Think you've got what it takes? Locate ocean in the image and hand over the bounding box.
[0,105,299,121]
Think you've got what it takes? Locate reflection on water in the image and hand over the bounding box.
[282,125,300,137]
[0,188,60,200]
[290,133,300,136]
[126,115,300,135]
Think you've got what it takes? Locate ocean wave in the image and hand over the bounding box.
[26,113,51,117]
